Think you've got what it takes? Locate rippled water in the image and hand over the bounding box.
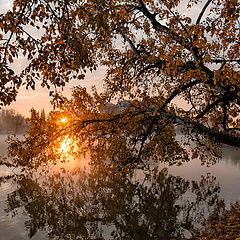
[0,134,240,239]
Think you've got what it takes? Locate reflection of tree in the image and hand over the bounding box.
[221,146,240,168]
[5,168,224,239]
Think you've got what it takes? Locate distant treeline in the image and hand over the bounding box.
[0,109,28,134]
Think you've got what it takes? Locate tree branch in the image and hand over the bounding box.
[119,29,141,58]
[160,79,202,111]
[159,111,240,148]
[196,0,213,25]
[196,97,225,119]
[136,0,191,50]
[3,2,28,63]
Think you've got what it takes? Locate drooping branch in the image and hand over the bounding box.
[159,111,240,148]
[73,108,240,149]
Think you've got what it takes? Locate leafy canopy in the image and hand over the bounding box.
[1,0,240,169]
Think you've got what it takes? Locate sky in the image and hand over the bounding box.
[0,0,106,117]
[5,63,105,117]
[0,0,12,12]
[0,0,205,117]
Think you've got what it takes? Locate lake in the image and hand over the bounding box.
[0,134,240,239]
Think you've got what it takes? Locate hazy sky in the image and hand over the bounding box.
[0,0,205,117]
[0,0,12,12]
[0,0,106,117]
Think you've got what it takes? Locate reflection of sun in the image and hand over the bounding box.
[60,138,71,153]
[54,137,90,171]
[61,117,67,123]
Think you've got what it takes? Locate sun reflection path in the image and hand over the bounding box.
[55,117,90,171]
[56,136,90,171]
[60,137,71,153]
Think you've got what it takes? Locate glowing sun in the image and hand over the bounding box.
[61,118,67,123]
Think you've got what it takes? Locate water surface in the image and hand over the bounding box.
[0,135,239,239]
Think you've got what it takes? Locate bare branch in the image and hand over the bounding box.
[119,29,141,58]
[160,79,202,111]
[196,0,213,25]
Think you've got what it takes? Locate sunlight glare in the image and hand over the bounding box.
[61,117,67,123]
[60,138,71,153]
[53,137,90,172]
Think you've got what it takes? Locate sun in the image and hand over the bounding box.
[61,117,67,123]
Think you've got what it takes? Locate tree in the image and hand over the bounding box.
[1,0,240,168]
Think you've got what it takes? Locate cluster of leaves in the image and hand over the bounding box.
[0,0,127,103]
[1,0,240,168]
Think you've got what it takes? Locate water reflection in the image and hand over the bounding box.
[60,137,72,153]
[222,146,240,167]
[4,167,224,239]
[1,136,240,239]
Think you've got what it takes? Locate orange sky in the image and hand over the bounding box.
[6,69,105,117]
